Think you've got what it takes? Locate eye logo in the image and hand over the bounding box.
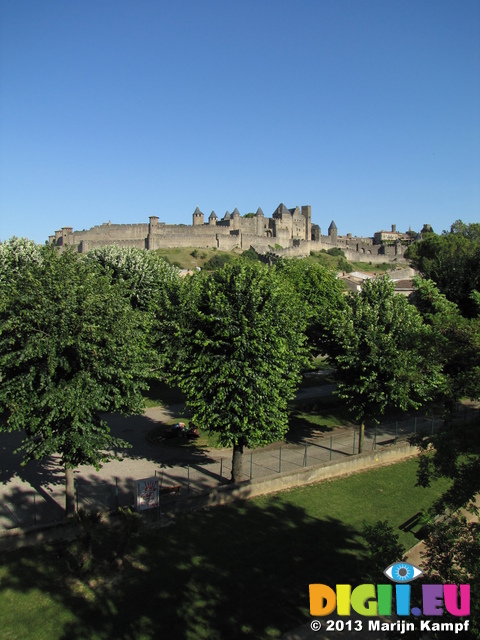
[384,562,423,583]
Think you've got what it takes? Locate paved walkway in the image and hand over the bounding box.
[0,394,473,529]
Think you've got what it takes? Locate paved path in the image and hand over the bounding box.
[0,395,457,529]
[0,418,414,528]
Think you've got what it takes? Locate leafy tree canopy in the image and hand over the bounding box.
[409,278,480,517]
[410,278,480,407]
[85,245,180,311]
[325,277,443,451]
[171,262,309,481]
[0,237,42,285]
[406,220,480,317]
[86,245,183,377]
[0,247,151,511]
[275,259,346,355]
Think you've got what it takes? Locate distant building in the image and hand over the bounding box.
[373,224,409,245]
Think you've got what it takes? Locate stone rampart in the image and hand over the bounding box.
[49,204,414,264]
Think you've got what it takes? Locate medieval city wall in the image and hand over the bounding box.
[49,205,411,264]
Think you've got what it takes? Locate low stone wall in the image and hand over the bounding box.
[162,442,418,515]
[0,443,417,549]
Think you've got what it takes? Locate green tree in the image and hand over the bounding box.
[0,237,42,284]
[275,259,346,355]
[406,220,480,317]
[326,277,443,452]
[85,245,180,312]
[86,245,182,377]
[203,252,235,270]
[361,520,405,582]
[422,514,480,639]
[172,263,308,482]
[408,278,480,515]
[410,278,480,411]
[0,247,150,515]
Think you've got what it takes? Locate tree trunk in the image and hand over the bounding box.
[358,422,365,454]
[231,441,245,483]
[65,465,75,516]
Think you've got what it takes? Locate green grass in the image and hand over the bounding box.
[288,404,354,434]
[0,458,451,640]
[304,251,347,270]
[154,247,241,270]
[349,260,409,273]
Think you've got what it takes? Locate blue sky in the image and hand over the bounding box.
[1,0,479,244]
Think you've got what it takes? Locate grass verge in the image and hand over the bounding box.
[0,458,451,640]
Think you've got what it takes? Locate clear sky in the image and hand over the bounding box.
[1,0,479,244]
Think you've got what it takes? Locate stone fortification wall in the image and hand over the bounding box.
[150,233,219,250]
[218,234,242,251]
[74,222,149,240]
[237,217,257,234]
[240,235,272,252]
[269,243,312,258]
[78,238,146,253]
[49,204,413,264]
[342,248,400,264]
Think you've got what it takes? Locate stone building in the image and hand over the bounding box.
[48,203,411,263]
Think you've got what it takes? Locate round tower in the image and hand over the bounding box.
[328,220,338,243]
[193,207,205,226]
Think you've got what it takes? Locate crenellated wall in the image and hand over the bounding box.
[49,204,412,263]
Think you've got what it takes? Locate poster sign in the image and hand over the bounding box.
[136,476,159,511]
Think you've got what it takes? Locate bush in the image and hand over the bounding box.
[241,247,260,262]
[203,253,234,270]
[338,258,353,273]
[326,247,345,257]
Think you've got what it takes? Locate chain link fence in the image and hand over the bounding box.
[1,403,478,529]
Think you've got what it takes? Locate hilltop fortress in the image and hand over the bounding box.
[49,203,411,263]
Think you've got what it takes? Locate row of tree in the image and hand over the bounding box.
[0,223,479,508]
[1,221,479,637]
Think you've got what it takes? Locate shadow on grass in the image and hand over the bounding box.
[0,500,366,640]
[287,398,355,444]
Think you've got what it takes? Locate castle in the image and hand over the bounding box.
[48,203,410,263]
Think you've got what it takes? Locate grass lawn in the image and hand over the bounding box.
[154,247,242,270]
[0,458,451,640]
